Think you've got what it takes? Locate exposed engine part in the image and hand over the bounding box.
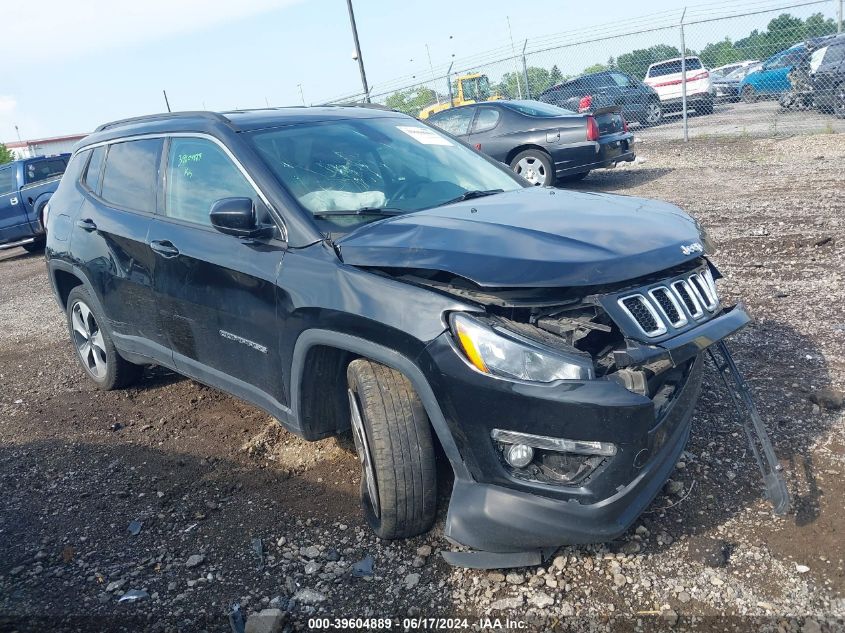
[607,368,649,396]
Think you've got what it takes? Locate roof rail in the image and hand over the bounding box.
[94,111,232,133]
[333,102,398,112]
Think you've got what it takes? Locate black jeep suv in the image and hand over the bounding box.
[45,107,753,565]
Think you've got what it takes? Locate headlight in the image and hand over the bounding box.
[450,313,594,382]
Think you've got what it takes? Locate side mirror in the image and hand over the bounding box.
[209,197,273,239]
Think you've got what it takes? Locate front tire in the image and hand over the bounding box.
[697,97,714,115]
[22,238,45,253]
[346,359,436,540]
[510,149,554,186]
[66,286,143,390]
[741,85,757,103]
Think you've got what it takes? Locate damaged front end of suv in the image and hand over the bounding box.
[338,188,788,569]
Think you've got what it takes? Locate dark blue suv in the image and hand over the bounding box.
[45,107,765,567]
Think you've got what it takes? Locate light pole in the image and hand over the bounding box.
[346,0,371,103]
[297,84,306,106]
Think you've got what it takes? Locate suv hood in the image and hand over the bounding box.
[336,187,705,288]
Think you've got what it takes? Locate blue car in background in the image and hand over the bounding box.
[739,44,807,102]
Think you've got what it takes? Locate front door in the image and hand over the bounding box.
[149,136,288,411]
[0,163,29,244]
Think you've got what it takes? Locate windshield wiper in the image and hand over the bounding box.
[312,207,404,218]
[432,189,504,208]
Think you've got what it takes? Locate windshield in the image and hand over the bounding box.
[247,117,521,222]
[503,100,575,116]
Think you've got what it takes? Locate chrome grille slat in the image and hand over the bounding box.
[610,266,720,340]
[648,286,688,328]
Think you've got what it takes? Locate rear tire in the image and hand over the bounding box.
[510,149,554,186]
[697,97,714,115]
[65,286,143,390]
[834,83,845,119]
[741,85,757,103]
[22,238,45,253]
[346,359,437,540]
[639,100,663,126]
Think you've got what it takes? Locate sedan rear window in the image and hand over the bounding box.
[502,101,575,117]
[647,58,703,77]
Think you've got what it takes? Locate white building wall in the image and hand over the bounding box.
[12,138,84,159]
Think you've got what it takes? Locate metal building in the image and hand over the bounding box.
[6,133,88,159]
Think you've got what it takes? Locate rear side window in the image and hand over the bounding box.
[472,107,500,133]
[0,166,15,194]
[24,158,67,185]
[428,108,475,136]
[83,147,105,193]
[610,72,632,87]
[165,137,255,227]
[648,58,702,77]
[100,139,162,213]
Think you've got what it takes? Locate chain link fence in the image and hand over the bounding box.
[326,0,845,140]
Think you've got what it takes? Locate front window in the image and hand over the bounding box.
[247,117,521,223]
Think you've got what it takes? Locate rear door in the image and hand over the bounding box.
[149,135,288,409]
[73,139,169,356]
[609,72,647,120]
[0,164,29,244]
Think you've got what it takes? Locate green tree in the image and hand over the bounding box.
[0,142,14,165]
[700,37,743,68]
[617,44,682,79]
[497,67,552,99]
[582,63,608,74]
[549,64,563,85]
[384,87,439,116]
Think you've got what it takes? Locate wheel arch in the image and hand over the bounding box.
[505,144,552,167]
[289,329,471,480]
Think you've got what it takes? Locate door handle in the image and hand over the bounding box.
[76,218,98,232]
[150,240,180,258]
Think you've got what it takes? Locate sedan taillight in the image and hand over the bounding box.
[586,116,600,141]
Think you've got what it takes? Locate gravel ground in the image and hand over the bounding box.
[635,100,845,140]
[0,133,843,633]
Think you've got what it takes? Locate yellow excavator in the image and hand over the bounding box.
[419,73,503,119]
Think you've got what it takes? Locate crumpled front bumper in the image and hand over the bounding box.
[437,304,750,556]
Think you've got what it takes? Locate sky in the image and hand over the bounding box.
[2,0,838,142]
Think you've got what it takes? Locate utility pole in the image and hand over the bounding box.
[14,125,22,143]
[162,90,172,113]
[507,16,522,99]
[346,0,371,103]
[426,44,441,104]
[521,40,531,100]
[297,84,306,106]
[679,8,688,143]
[838,0,842,33]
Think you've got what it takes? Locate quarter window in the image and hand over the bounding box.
[823,43,844,65]
[472,108,500,133]
[100,139,162,213]
[610,72,632,87]
[165,137,255,227]
[83,147,105,193]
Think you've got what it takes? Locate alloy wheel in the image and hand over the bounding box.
[71,300,108,379]
[645,102,661,123]
[348,389,380,518]
[514,156,546,185]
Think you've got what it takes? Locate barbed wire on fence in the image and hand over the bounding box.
[321,0,845,140]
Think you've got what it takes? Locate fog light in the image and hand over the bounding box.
[505,443,534,468]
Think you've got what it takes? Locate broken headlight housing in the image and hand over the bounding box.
[450,313,594,383]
